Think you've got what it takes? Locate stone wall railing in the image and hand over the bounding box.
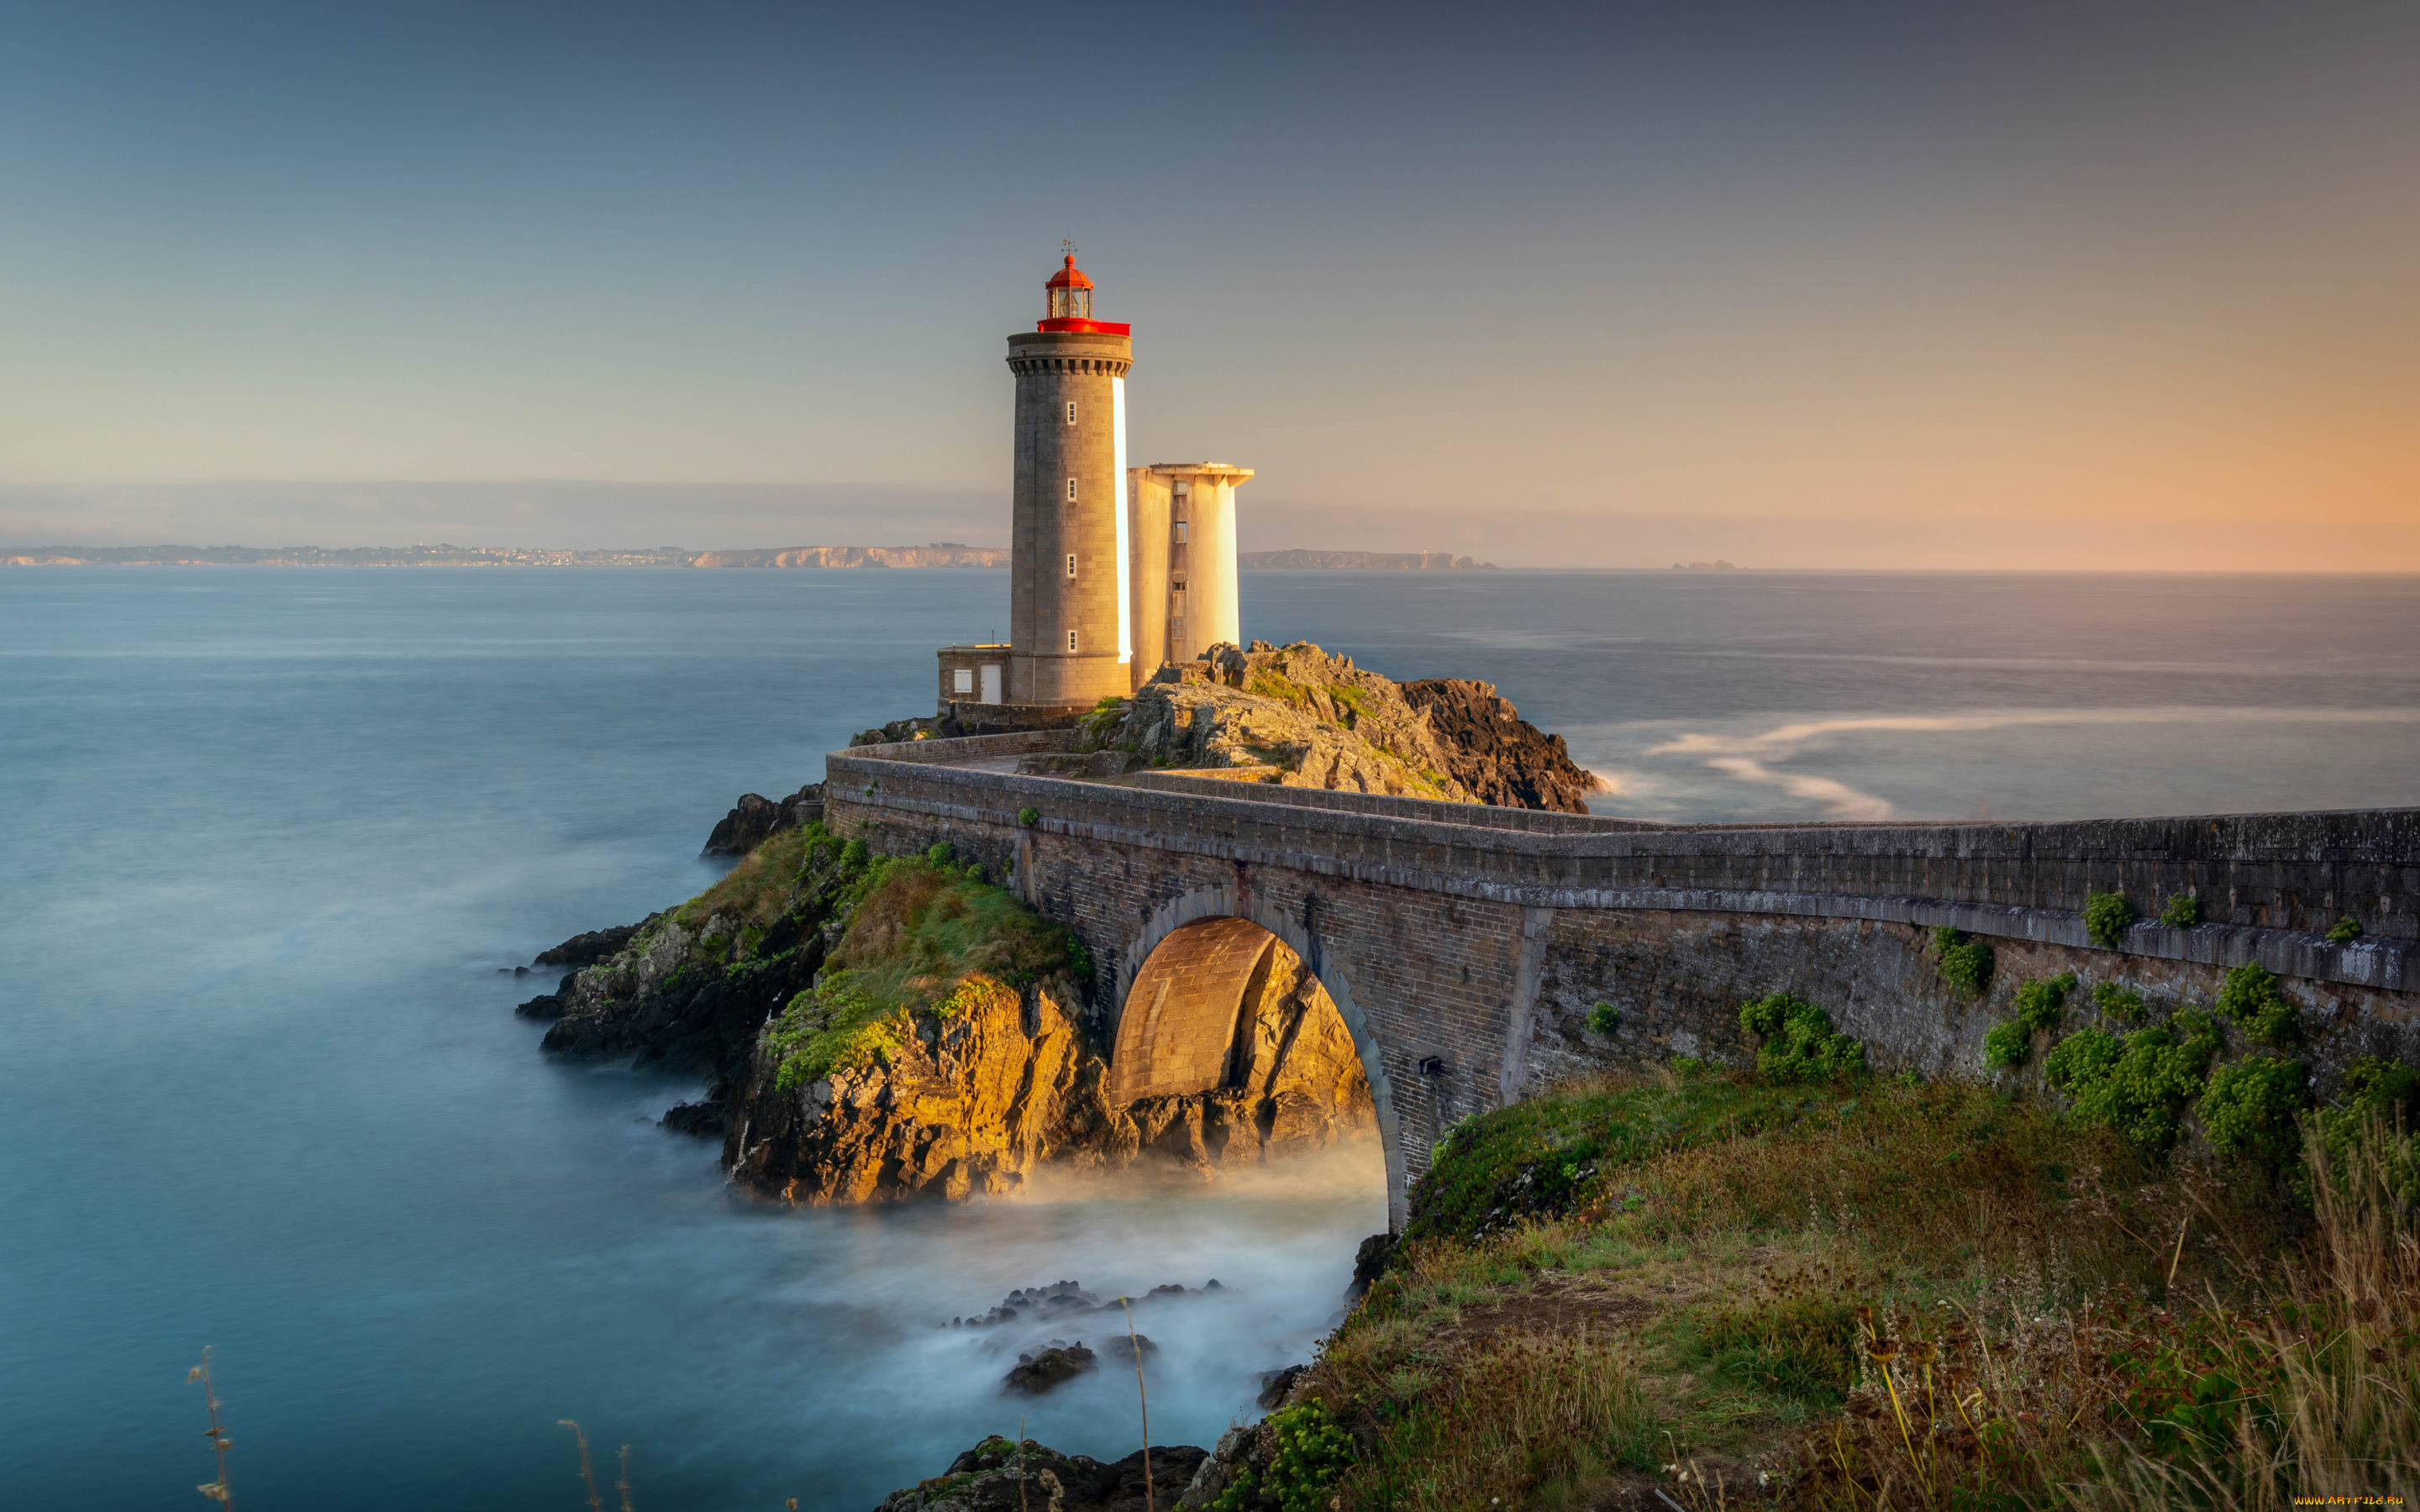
[832,738,2420,992]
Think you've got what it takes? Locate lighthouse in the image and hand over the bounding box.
[934,253,1252,715]
[1005,253,1135,706]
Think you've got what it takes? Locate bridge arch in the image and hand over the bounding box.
[1115,885,1407,1230]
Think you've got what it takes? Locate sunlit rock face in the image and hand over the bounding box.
[1085,640,1597,810]
[1102,641,1480,801]
[720,934,1374,1205]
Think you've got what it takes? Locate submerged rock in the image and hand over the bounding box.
[1002,1344,1098,1394]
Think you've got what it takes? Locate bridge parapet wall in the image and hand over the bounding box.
[832,739,2418,991]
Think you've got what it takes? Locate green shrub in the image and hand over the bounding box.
[2217,963,2299,1047]
[2326,916,2364,944]
[1587,1001,1621,1036]
[766,973,904,1090]
[2200,1055,2309,1165]
[1016,806,1039,827]
[1985,973,2077,1068]
[2317,1057,2420,1201]
[2093,980,2147,1025]
[739,923,765,957]
[696,932,731,963]
[2044,1011,2222,1155]
[1933,926,1996,996]
[925,841,955,867]
[1212,1400,1354,1512]
[1739,992,1866,1083]
[2159,893,2203,927]
[840,838,869,869]
[2084,890,2138,949]
[1066,937,1092,982]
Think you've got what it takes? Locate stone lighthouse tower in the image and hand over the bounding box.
[1005,253,1134,706]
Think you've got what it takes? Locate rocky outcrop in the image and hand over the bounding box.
[534,922,643,967]
[872,1437,1207,1512]
[1074,642,1597,811]
[701,784,823,857]
[1400,678,1597,813]
[720,935,1374,1204]
[539,905,823,1087]
[1090,642,1477,803]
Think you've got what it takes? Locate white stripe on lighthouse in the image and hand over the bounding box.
[1113,375,1132,664]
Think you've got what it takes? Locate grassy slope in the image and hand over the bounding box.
[1292,1065,2419,1512]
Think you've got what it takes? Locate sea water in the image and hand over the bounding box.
[2,568,2414,1510]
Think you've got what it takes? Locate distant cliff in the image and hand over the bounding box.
[688,545,1007,569]
[1240,549,1498,570]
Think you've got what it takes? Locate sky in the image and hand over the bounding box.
[3,0,2415,568]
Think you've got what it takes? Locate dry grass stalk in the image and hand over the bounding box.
[187,1347,234,1508]
[1120,1297,1155,1512]
[557,1420,604,1512]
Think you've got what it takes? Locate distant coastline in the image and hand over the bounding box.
[0,543,1004,569]
[4,543,1505,570]
[1239,549,1497,570]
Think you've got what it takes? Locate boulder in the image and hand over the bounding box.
[1003,1344,1098,1394]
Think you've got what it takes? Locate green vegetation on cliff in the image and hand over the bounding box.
[762,843,1081,1091]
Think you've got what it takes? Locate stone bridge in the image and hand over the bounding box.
[823,730,2420,1227]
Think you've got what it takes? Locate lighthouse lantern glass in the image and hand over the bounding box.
[1049,284,1091,321]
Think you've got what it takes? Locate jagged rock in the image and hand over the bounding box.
[660,1100,723,1137]
[1347,1231,1398,1300]
[1255,1364,1307,1410]
[542,905,820,1087]
[701,783,823,857]
[1399,679,1597,813]
[534,924,641,967]
[1003,1344,1098,1394]
[1098,642,1476,802]
[850,715,963,747]
[873,1437,1207,1512]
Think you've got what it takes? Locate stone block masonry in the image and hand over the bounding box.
[825,732,2420,1228]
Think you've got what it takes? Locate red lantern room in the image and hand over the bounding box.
[1037,253,1130,335]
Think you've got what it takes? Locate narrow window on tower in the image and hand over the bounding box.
[1067,629,1079,652]
[1065,402,1078,425]
[1065,553,1077,577]
[1066,477,1078,501]
[1175,522,1188,543]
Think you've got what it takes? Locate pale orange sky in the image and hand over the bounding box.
[3,3,2414,568]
